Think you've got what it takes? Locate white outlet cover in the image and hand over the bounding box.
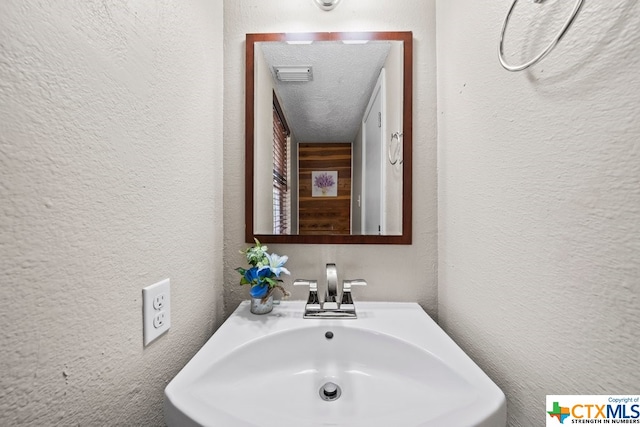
[143,278,171,346]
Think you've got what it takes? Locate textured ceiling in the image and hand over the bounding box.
[259,41,392,143]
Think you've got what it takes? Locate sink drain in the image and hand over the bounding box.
[319,382,341,401]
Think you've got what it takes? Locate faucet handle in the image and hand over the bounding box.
[293,279,320,308]
[343,279,367,290]
[341,279,367,305]
[293,279,317,289]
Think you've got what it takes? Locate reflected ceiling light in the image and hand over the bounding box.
[342,40,369,45]
[314,0,341,11]
[275,66,313,82]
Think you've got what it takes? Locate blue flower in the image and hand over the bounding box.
[259,253,291,277]
[250,283,269,298]
[244,267,270,285]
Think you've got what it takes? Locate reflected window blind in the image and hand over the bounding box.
[273,95,291,234]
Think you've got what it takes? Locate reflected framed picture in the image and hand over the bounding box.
[312,171,338,197]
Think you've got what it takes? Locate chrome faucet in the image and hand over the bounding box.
[294,263,367,318]
[323,263,339,309]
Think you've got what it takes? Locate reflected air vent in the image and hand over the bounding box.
[275,66,313,82]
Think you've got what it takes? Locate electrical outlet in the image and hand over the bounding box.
[153,311,166,328]
[153,293,166,310]
[143,278,171,346]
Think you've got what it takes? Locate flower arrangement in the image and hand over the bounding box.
[314,172,335,191]
[235,239,291,301]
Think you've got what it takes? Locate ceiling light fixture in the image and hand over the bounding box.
[274,66,313,82]
[314,0,341,11]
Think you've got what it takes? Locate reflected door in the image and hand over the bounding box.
[362,72,385,235]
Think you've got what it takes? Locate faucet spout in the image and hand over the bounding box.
[325,263,338,303]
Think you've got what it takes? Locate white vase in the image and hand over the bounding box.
[250,295,274,315]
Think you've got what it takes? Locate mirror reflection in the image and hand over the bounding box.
[246,32,412,244]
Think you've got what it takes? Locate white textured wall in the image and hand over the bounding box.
[254,47,276,234]
[223,0,437,316]
[0,1,224,425]
[437,1,640,425]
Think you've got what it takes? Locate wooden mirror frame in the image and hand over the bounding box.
[245,31,412,244]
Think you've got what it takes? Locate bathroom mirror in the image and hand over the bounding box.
[246,31,412,244]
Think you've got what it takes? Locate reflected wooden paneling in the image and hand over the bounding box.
[298,143,351,235]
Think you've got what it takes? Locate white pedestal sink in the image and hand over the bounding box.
[164,301,506,427]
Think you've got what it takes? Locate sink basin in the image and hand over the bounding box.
[165,301,506,427]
